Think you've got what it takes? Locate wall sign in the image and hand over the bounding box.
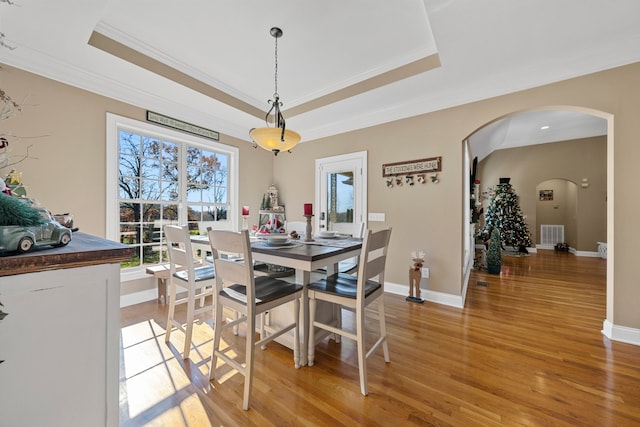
[382,156,441,188]
[147,111,219,141]
[382,156,441,177]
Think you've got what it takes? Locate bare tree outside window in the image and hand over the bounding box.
[117,130,228,269]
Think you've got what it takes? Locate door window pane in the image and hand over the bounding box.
[327,171,355,229]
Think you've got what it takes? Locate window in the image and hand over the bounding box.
[107,113,238,278]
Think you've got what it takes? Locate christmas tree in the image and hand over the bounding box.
[478,179,532,249]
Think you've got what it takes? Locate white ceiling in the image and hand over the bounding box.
[469,110,608,162]
[0,0,635,156]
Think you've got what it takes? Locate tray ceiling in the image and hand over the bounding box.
[0,0,637,153]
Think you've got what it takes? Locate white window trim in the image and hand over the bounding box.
[106,113,239,281]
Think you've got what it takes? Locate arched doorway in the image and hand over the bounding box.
[462,106,613,336]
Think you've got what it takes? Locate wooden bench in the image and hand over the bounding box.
[145,263,172,304]
[145,261,208,304]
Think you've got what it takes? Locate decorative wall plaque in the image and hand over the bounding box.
[382,156,441,177]
[147,111,219,141]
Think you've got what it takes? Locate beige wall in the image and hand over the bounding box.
[273,113,461,296]
[276,63,639,330]
[0,64,274,297]
[0,64,275,238]
[478,136,606,251]
[3,61,640,331]
[535,179,578,248]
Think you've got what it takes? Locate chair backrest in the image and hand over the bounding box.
[199,220,233,235]
[164,224,196,273]
[284,221,307,234]
[356,228,392,293]
[207,229,256,305]
[355,222,366,238]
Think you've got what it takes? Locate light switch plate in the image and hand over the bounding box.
[368,212,385,221]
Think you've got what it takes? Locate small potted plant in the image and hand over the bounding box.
[486,227,502,274]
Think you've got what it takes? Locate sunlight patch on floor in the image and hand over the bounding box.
[120,319,217,425]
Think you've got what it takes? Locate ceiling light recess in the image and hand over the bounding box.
[249,27,301,156]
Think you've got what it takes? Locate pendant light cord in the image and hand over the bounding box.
[273,34,279,99]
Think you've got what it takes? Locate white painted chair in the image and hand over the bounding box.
[207,229,303,410]
[316,221,366,274]
[164,224,216,359]
[338,221,365,274]
[284,220,307,238]
[307,228,392,395]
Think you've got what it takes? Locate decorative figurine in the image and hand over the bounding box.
[406,250,425,304]
[267,184,280,210]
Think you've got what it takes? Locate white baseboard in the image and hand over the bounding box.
[574,250,601,257]
[121,280,465,309]
[536,245,601,258]
[120,288,158,308]
[536,244,555,250]
[385,282,463,308]
[602,320,640,346]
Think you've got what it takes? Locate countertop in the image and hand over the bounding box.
[0,232,134,277]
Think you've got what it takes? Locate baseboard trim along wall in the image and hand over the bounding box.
[536,245,601,258]
[602,320,640,346]
[385,282,464,308]
[121,288,157,308]
[120,279,465,309]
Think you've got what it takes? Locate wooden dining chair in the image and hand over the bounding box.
[315,221,365,275]
[307,228,392,396]
[284,220,307,236]
[164,224,216,360]
[207,229,303,410]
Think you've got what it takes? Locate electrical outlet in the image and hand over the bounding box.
[368,212,385,222]
[421,267,429,278]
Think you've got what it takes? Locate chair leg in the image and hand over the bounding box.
[293,296,300,369]
[356,306,368,396]
[260,313,267,350]
[233,311,239,336]
[333,304,342,343]
[183,287,196,359]
[243,311,256,411]
[378,298,390,363]
[209,297,223,381]
[165,281,177,343]
[199,287,206,308]
[307,293,317,366]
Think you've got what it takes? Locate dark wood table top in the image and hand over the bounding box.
[0,232,134,277]
[251,239,362,262]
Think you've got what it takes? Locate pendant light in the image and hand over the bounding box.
[249,27,301,156]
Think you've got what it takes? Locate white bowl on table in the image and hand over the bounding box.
[317,230,338,238]
[263,234,290,246]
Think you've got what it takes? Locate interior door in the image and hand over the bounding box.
[315,151,367,236]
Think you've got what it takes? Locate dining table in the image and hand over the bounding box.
[191,233,363,366]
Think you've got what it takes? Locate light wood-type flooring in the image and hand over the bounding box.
[119,250,640,426]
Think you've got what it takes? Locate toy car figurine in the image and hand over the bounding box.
[0,207,72,254]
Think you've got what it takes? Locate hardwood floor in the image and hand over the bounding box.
[119,250,640,426]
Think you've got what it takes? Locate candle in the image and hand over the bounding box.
[304,203,313,216]
[242,205,250,216]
